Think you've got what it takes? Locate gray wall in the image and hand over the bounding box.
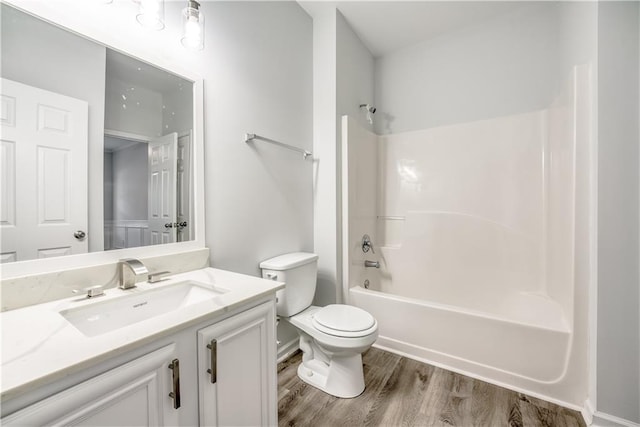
[104,76,163,137]
[163,84,193,136]
[203,2,313,276]
[337,11,375,134]
[0,3,106,252]
[112,143,148,221]
[200,2,313,357]
[374,3,564,134]
[597,2,640,423]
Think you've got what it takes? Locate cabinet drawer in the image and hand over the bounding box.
[2,344,178,426]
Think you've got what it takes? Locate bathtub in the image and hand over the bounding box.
[350,284,571,385]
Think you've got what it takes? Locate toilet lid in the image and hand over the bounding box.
[312,305,376,338]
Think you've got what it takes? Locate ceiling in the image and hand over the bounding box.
[299,1,532,57]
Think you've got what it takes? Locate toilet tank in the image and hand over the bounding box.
[260,252,319,317]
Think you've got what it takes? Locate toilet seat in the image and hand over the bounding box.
[312,304,377,338]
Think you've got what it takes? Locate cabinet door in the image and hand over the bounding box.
[2,344,180,426]
[197,301,276,427]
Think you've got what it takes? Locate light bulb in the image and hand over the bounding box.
[136,0,164,30]
[181,1,204,51]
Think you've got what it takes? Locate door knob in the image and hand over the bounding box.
[74,230,87,240]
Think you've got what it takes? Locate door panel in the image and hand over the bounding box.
[0,78,88,262]
[148,133,177,245]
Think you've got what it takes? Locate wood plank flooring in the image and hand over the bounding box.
[278,348,585,427]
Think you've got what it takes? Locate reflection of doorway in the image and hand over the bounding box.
[103,133,149,250]
[103,130,191,251]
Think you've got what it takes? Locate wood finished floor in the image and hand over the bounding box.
[277,348,585,427]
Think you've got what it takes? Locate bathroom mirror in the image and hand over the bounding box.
[0,3,205,270]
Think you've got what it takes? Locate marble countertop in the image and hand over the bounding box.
[1,267,284,401]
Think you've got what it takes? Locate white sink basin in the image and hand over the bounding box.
[60,281,227,337]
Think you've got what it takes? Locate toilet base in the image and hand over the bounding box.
[296,352,365,398]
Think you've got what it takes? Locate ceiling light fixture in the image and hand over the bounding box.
[181,0,204,51]
[136,0,165,31]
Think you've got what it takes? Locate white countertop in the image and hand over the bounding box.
[1,267,284,401]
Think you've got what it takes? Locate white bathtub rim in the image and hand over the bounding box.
[372,337,583,414]
[350,285,571,334]
[354,285,574,383]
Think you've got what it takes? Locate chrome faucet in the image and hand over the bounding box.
[364,260,380,268]
[119,258,149,289]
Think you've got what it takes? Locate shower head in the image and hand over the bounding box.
[360,103,376,124]
[360,103,376,114]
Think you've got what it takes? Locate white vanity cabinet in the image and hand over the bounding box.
[2,344,181,426]
[197,300,277,426]
[1,298,277,427]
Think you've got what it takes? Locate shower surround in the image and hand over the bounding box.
[342,66,591,408]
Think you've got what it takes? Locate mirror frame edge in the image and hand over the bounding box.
[0,1,207,280]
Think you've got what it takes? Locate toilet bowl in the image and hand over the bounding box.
[260,252,378,398]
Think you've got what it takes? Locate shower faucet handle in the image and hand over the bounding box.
[362,234,375,254]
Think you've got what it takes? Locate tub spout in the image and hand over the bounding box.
[364,260,380,268]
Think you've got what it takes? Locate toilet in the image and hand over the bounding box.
[260,252,378,398]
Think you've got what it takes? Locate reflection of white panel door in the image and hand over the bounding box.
[0,78,88,262]
[148,133,177,245]
[176,132,191,242]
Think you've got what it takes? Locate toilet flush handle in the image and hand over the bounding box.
[266,272,278,280]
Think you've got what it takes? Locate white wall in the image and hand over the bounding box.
[597,2,640,424]
[343,117,378,292]
[374,3,564,135]
[0,3,106,252]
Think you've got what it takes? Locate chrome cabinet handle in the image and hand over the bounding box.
[168,359,181,409]
[206,339,217,384]
[74,230,87,241]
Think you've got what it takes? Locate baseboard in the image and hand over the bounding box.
[582,399,595,425]
[591,412,640,427]
[277,338,299,364]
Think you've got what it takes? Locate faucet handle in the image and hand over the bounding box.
[362,234,375,254]
[148,271,171,283]
[73,285,105,298]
